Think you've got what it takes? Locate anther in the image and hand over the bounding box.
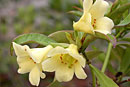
[75,60,78,63]
[60,56,62,60]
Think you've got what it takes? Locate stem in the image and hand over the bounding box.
[82,52,96,87]
[115,29,125,38]
[82,51,91,64]
[90,65,96,87]
[101,43,113,73]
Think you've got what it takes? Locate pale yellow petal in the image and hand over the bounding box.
[73,0,93,34]
[27,45,53,63]
[69,53,86,68]
[42,57,59,72]
[73,17,94,34]
[47,46,68,57]
[29,66,40,86]
[66,44,79,54]
[12,42,29,57]
[55,65,74,82]
[18,59,35,74]
[66,44,86,67]
[40,72,46,79]
[83,0,93,12]
[75,63,87,79]
[90,0,109,19]
[17,56,30,64]
[94,17,114,34]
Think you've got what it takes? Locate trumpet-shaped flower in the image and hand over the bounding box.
[42,44,87,82]
[73,0,114,34]
[13,42,53,86]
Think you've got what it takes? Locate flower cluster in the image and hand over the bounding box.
[13,42,87,86]
[13,0,114,86]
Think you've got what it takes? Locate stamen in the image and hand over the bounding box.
[75,60,78,63]
[60,56,62,60]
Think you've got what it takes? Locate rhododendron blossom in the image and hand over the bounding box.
[42,44,87,82]
[13,42,53,86]
[73,0,114,34]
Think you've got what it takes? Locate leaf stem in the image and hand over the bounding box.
[101,42,113,73]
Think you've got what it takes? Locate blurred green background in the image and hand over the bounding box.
[0,0,129,87]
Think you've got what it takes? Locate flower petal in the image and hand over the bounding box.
[69,53,86,68]
[55,65,74,82]
[67,44,86,67]
[83,0,93,12]
[40,72,46,79]
[29,66,41,86]
[12,42,29,57]
[47,46,68,57]
[18,58,35,74]
[42,57,59,72]
[75,63,87,79]
[73,14,94,34]
[90,0,109,19]
[67,44,79,54]
[95,17,114,34]
[27,45,53,63]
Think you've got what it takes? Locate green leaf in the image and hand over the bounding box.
[50,43,69,48]
[108,3,130,24]
[120,38,130,42]
[10,33,56,55]
[80,32,116,52]
[111,0,120,12]
[117,43,130,48]
[76,32,85,49]
[95,32,117,47]
[13,33,56,45]
[110,45,125,60]
[89,64,119,87]
[48,80,63,87]
[85,50,103,59]
[48,30,72,43]
[120,48,130,74]
[120,0,130,5]
[118,14,130,26]
[65,32,75,44]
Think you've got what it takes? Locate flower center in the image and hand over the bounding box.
[59,54,78,68]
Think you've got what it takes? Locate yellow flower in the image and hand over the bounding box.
[42,44,87,82]
[13,42,53,86]
[73,0,114,34]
